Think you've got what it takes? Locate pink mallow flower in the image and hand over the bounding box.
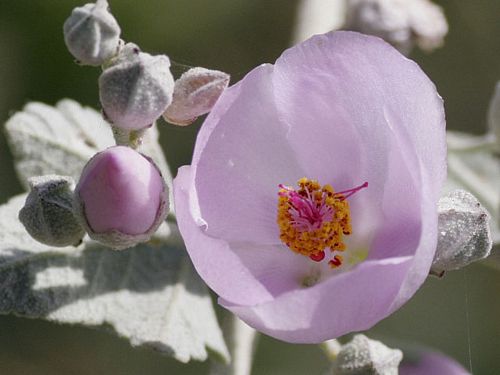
[174,31,446,343]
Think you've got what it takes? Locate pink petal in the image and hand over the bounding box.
[191,64,304,244]
[221,256,413,343]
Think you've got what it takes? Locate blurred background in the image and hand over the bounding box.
[0,0,499,373]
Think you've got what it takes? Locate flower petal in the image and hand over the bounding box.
[221,256,413,343]
[174,166,274,305]
[191,64,304,244]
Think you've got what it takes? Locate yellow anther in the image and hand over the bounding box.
[277,178,353,268]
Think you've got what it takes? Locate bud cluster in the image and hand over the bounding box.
[63,0,229,142]
[19,0,229,250]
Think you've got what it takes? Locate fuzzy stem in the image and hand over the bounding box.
[111,126,129,146]
[320,339,342,361]
[209,315,259,375]
[111,126,147,149]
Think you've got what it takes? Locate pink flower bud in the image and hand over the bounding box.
[74,146,168,249]
[163,67,230,126]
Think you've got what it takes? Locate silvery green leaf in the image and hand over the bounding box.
[0,194,229,363]
[4,99,111,187]
[4,99,173,212]
[332,334,402,375]
[431,190,492,275]
[446,131,500,245]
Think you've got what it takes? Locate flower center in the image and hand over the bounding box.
[277,178,367,268]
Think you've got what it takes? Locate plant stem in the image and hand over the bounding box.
[320,339,342,361]
[209,314,259,375]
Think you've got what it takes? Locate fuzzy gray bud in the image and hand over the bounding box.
[345,0,448,54]
[431,189,492,276]
[163,67,230,126]
[19,175,85,247]
[63,0,121,66]
[332,335,402,375]
[99,43,174,130]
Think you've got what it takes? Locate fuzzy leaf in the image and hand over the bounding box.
[4,99,173,211]
[0,194,229,363]
[446,131,500,245]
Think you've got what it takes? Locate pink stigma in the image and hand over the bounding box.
[278,184,334,231]
[334,181,369,200]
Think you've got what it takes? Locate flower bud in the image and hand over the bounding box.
[74,146,168,250]
[332,335,402,375]
[163,67,230,126]
[344,0,448,53]
[431,189,492,276]
[63,0,121,66]
[19,175,85,247]
[99,43,174,130]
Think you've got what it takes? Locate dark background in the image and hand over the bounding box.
[0,0,499,373]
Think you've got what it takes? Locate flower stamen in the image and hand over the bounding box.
[277,178,367,268]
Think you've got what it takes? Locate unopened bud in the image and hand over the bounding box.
[431,189,492,276]
[74,146,168,250]
[487,81,500,142]
[163,67,230,126]
[344,0,448,53]
[19,175,85,247]
[332,334,402,375]
[99,43,174,130]
[63,0,121,66]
